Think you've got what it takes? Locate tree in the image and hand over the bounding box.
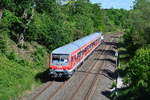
[118,47,150,100]
[123,0,150,56]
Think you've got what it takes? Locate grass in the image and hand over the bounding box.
[0,35,48,100]
[116,36,130,78]
[117,36,129,65]
[119,47,129,64]
[0,53,48,100]
[0,54,30,99]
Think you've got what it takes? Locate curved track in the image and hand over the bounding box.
[20,33,121,100]
[69,43,108,100]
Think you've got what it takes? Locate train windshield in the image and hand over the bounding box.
[52,54,69,66]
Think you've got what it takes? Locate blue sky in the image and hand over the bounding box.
[90,0,135,10]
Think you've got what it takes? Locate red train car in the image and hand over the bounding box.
[49,32,103,78]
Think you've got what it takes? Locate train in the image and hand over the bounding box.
[49,32,103,78]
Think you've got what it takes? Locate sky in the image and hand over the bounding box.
[90,0,135,10]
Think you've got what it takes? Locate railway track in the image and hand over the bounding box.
[47,43,105,100]
[69,38,113,100]
[32,82,53,100]
[21,34,120,100]
[84,38,115,100]
[29,42,104,100]
[48,82,66,100]
[84,36,119,100]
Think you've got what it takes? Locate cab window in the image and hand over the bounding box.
[52,54,69,66]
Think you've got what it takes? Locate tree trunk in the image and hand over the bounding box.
[0,9,3,19]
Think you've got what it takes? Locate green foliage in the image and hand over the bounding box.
[26,12,73,51]
[72,14,94,36]
[0,0,130,99]
[0,54,33,100]
[0,9,23,43]
[123,0,150,55]
[126,47,150,86]
[32,45,47,64]
[118,1,150,99]
[1,0,127,52]
[118,47,150,100]
[1,0,33,16]
[1,10,21,27]
[63,1,106,39]
[25,0,108,50]
[0,43,48,100]
[102,9,129,32]
[0,29,9,53]
[35,0,57,13]
[111,80,117,88]
[91,4,105,31]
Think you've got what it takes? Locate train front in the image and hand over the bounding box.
[49,53,72,77]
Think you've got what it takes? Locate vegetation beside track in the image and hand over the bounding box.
[1,0,150,99]
[0,34,48,99]
[0,0,128,99]
[111,0,150,99]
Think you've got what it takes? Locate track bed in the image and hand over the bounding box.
[20,33,121,100]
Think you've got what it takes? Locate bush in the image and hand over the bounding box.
[123,0,150,55]
[118,47,150,100]
[0,30,8,53]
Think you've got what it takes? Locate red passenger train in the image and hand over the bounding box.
[49,32,103,78]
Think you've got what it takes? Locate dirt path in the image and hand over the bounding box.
[20,33,121,100]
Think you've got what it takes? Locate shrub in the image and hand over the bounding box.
[118,47,150,100]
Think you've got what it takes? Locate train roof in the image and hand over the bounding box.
[52,32,102,54]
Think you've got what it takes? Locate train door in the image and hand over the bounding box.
[71,56,74,68]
